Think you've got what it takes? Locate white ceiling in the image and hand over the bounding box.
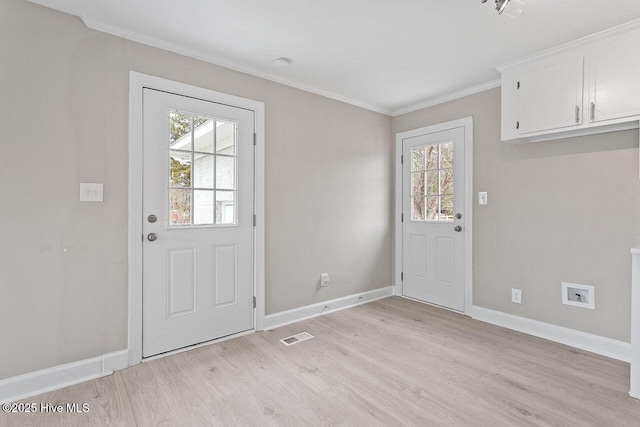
[28,0,640,115]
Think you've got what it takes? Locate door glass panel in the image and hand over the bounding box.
[426,196,439,221]
[425,145,438,170]
[194,117,214,153]
[426,171,439,195]
[411,172,424,196]
[169,112,193,151]
[440,196,454,220]
[216,191,235,224]
[193,154,214,189]
[169,189,191,225]
[168,110,238,227]
[216,121,236,155]
[411,146,424,172]
[440,143,453,168]
[216,156,235,191]
[411,196,425,220]
[169,151,191,188]
[193,190,214,225]
[440,169,453,195]
[410,141,454,222]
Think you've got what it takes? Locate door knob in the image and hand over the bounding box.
[147,233,158,242]
[454,226,463,232]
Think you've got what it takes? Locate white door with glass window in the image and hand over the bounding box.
[142,88,254,357]
[402,127,465,311]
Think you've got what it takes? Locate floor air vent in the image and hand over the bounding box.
[280,332,314,346]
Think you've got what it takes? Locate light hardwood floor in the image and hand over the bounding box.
[2,297,640,426]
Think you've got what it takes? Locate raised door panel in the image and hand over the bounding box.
[517,58,584,134]
[589,42,640,123]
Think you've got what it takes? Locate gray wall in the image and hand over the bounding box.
[0,0,392,379]
[393,88,640,342]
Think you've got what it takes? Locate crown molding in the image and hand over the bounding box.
[81,17,393,116]
[391,79,501,117]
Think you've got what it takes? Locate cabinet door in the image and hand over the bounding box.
[517,58,584,134]
[589,43,640,122]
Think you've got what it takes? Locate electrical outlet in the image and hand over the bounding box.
[321,273,330,287]
[511,288,522,304]
[80,183,103,202]
[478,191,488,205]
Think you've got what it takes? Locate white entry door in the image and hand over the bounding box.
[142,88,254,357]
[402,127,465,311]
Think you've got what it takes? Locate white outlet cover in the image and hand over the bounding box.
[478,191,488,205]
[80,183,104,202]
[511,288,522,304]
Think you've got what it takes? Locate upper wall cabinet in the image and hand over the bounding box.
[588,41,640,123]
[499,22,640,143]
[517,58,584,134]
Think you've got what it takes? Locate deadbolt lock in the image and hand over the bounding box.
[147,214,158,223]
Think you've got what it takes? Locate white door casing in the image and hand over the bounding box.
[394,118,473,314]
[128,72,265,365]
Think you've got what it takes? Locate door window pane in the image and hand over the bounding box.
[193,117,214,153]
[193,154,214,189]
[216,156,235,191]
[216,191,235,224]
[411,146,424,172]
[193,190,214,225]
[169,189,191,225]
[168,110,238,227]
[426,196,439,221]
[426,145,438,170]
[412,196,425,221]
[409,140,454,222]
[411,172,425,196]
[216,121,236,155]
[169,113,193,150]
[169,151,191,188]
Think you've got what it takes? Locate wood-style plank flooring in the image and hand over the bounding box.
[2,297,640,426]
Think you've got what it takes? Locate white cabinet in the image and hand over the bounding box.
[498,25,640,143]
[517,58,583,134]
[588,42,640,123]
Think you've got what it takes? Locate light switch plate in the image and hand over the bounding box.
[80,183,103,202]
[478,192,488,205]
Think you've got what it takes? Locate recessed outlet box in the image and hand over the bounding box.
[321,273,330,287]
[511,288,522,304]
[562,282,595,309]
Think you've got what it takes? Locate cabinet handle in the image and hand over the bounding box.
[590,102,595,122]
[575,105,580,123]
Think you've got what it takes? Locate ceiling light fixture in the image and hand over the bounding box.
[482,0,525,18]
[274,57,291,69]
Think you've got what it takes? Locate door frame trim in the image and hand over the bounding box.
[127,71,266,366]
[394,117,473,315]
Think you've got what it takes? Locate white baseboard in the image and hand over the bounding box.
[263,286,394,331]
[0,349,128,404]
[472,306,630,362]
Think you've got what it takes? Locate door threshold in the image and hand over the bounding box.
[399,295,466,316]
[142,328,255,362]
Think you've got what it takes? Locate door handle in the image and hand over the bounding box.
[147,233,158,242]
[454,226,463,232]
